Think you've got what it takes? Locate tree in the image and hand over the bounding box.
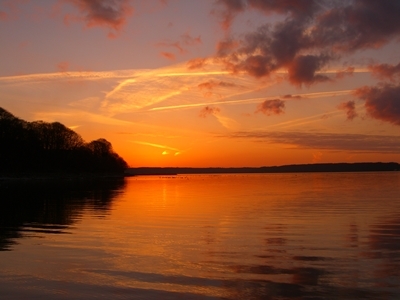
[0,107,128,174]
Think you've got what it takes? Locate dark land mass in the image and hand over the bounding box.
[127,162,400,176]
[0,107,128,178]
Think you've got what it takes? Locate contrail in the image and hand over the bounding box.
[149,90,353,111]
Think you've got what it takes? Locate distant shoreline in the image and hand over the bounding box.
[126,162,400,176]
[1,163,398,182]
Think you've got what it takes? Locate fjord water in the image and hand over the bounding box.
[1,172,400,299]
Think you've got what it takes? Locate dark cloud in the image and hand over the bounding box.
[256,99,285,115]
[227,131,400,153]
[369,62,400,81]
[214,0,400,86]
[354,84,400,126]
[337,100,358,121]
[287,54,331,86]
[247,0,320,16]
[199,106,220,118]
[311,1,400,52]
[65,0,133,37]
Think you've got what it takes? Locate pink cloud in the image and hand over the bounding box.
[0,0,28,21]
[199,106,220,118]
[160,52,175,60]
[156,33,202,56]
[198,80,237,91]
[336,67,355,79]
[337,100,358,121]
[256,99,285,116]
[369,62,400,81]
[186,57,208,70]
[213,0,246,31]
[0,10,7,21]
[57,61,70,72]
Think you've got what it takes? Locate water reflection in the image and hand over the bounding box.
[0,178,125,251]
[1,173,400,299]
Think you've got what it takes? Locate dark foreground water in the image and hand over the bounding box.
[1,172,400,299]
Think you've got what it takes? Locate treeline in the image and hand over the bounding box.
[127,162,400,175]
[0,107,128,174]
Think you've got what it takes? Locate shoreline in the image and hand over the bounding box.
[126,162,400,176]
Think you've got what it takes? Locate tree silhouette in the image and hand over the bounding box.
[0,107,128,174]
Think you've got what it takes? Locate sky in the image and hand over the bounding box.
[1,0,400,167]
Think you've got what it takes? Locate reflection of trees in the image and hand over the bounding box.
[0,178,126,251]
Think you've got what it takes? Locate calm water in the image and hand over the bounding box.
[1,172,400,299]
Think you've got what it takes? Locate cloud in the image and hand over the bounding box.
[150,89,352,112]
[160,52,176,60]
[214,0,246,31]
[216,38,240,57]
[287,54,331,86]
[198,106,239,129]
[199,106,220,118]
[198,80,238,90]
[186,57,209,70]
[369,62,400,81]
[57,61,70,73]
[197,80,239,97]
[354,84,400,126]
[337,100,358,121]
[215,114,240,130]
[181,33,202,46]
[156,33,202,56]
[214,0,400,86]
[282,94,302,99]
[335,67,355,79]
[256,99,285,115]
[33,110,135,127]
[0,69,145,84]
[64,0,133,37]
[247,0,319,16]
[0,10,7,21]
[227,131,400,153]
[0,0,26,21]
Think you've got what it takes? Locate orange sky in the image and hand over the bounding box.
[1,0,400,167]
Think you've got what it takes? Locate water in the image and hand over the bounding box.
[1,172,400,299]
